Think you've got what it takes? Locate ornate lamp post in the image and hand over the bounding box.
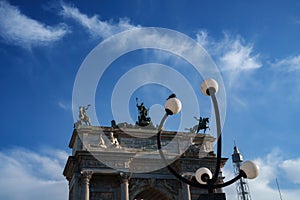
[157,78,259,200]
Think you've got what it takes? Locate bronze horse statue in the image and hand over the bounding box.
[195,117,210,133]
[185,117,210,134]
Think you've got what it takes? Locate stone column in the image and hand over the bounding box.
[182,183,191,200]
[182,175,191,200]
[73,172,80,199]
[81,171,93,200]
[120,173,129,200]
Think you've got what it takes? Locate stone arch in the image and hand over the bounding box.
[131,186,172,200]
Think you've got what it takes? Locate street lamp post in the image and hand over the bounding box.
[157,78,259,200]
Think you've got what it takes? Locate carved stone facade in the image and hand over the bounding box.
[63,126,227,200]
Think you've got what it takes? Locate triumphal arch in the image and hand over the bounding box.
[63,122,226,200]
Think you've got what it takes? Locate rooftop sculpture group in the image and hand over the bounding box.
[90,131,121,149]
[74,105,122,149]
[73,101,210,135]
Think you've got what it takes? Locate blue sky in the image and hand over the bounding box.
[1,0,300,199]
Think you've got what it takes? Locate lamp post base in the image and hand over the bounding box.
[198,193,226,200]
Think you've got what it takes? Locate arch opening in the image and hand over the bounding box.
[133,187,171,200]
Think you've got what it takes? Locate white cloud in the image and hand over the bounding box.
[271,55,300,72]
[196,30,209,47]
[0,147,68,200]
[279,158,300,184]
[196,30,262,109]
[0,1,68,48]
[1,147,300,200]
[60,2,139,39]
[196,30,262,72]
[223,149,300,200]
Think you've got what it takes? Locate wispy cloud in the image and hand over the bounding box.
[58,101,71,111]
[0,1,68,48]
[271,55,300,72]
[196,30,262,72]
[60,2,139,39]
[0,147,68,200]
[196,30,263,109]
[266,54,300,102]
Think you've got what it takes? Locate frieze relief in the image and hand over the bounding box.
[81,159,106,168]
[90,179,119,188]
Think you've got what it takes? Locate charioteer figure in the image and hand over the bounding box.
[194,116,210,133]
[136,98,151,127]
[185,116,210,134]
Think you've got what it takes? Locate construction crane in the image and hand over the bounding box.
[232,145,252,200]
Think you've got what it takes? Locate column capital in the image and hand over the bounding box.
[119,172,130,183]
[81,170,93,181]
